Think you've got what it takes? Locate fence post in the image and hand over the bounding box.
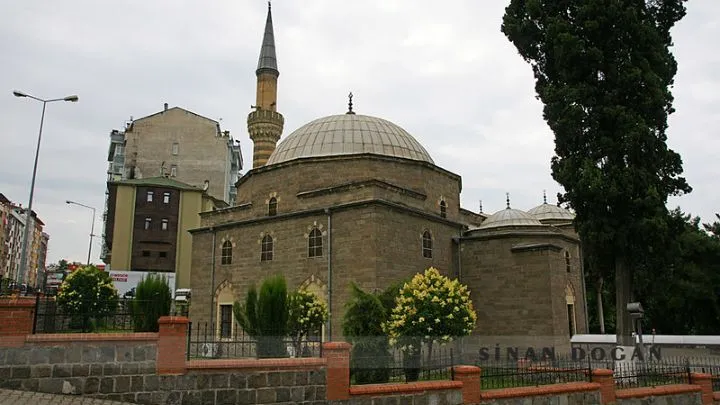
[452,365,481,405]
[690,373,713,405]
[590,368,615,405]
[157,316,189,375]
[0,297,35,347]
[323,341,351,401]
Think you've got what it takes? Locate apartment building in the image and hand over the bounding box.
[0,193,49,288]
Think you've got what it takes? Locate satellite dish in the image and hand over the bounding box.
[202,180,209,191]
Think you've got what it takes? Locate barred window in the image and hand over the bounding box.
[565,250,571,272]
[440,200,447,218]
[261,235,273,261]
[221,241,232,265]
[308,228,322,257]
[422,230,432,258]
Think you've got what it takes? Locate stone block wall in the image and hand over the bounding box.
[0,338,157,402]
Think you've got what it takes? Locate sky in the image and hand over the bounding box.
[1,1,718,266]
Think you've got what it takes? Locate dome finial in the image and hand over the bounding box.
[543,189,547,204]
[479,200,483,213]
[346,92,355,115]
[506,192,510,209]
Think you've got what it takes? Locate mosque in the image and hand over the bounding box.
[187,4,587,350]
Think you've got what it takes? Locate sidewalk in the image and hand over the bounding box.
[0,389,134,405]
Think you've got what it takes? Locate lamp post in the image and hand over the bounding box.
[66,200,96,266]
[13,90,78,285]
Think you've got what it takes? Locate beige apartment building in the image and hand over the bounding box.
[101,104,243,263]
[0,193,49,289]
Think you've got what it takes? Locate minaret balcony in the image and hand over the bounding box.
[247,109,284,125]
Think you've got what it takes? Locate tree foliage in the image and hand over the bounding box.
[287,289,328,357]
[56,266,118,332]
[342,282,392,384]
[233,274,289,358]
[383,268,476,381]
[501,0,691,343]
[131,274,172,332]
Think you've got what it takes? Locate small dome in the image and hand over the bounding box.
[527,203,575,222]
[266,114,434,165]
[478,208,544,229]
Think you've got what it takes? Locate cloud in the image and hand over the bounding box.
[1,0,718,265]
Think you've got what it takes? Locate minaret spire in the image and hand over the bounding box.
[256,1,278,77]
[248,2,284,168]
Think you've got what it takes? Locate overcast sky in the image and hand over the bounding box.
[1,1,718,266]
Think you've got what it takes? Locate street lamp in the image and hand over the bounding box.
[13,90,78,285]
[66,200,96,266]
[627,302,645,360]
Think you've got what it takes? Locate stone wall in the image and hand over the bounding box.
[479,391,601,405]
[617,392,702,405]
[0,337,157,402]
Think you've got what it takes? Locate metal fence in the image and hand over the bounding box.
[474,355,594,389]
[186,321,322,360]
[32,296,152,333]
[350,344,455,385]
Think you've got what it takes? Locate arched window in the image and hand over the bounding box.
[440,200,447,218]
[308,228,322,257]
[261,235,274,261]
[221,241,232,265]
[422,230,432,258]
[565,250,571,272]
[268,197,277,216]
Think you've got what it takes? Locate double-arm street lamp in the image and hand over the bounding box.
[66,200,96,266]
[13,90,79,285]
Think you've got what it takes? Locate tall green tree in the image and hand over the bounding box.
[233,275,289,358]
[502,0,692,345]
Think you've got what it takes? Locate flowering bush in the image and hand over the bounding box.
[288,288,328,356]
[383,267,477,380]
[56,265,119,332]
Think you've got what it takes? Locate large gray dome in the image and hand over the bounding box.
[266,114,434,165]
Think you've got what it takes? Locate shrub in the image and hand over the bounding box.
[288,289,328,357]
[342,283,393,384]
[234,274,289,358]
[56,265,119,332]
[132,274,172,332]
[383,267,477,381]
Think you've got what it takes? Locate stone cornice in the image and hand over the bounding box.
[460,226,580,244]
[199,202,252,218]
[189,198,464,234]
[296,179,427,201]
[510,243,565,253]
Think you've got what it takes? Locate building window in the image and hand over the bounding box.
[142,250,150,257]
[308,228,322,257]
[567,304,576,337]
[268,197,277,216]
[261,235,273,261]
[172,142,179,156]
[422,230,432,258]
[163,192,170,204]
[144,218,152,230]
[170,165,177,177]
[440,200,447,218]
[219,304,233,338]
[161,219,169,231]
[565,250,571,272]
[159,251,167,258]
[147,191,154,202]
[221,241,232,265]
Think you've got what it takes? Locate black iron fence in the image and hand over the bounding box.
[350,343,455,385]
[33,295,153,333]
[474,355,594,389]
[613,358,691,389]
[186,321,322,360]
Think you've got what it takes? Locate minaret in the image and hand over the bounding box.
[248,1,284,168]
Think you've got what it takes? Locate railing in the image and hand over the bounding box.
[186,321,322,360]
[613,358,692,389]
[32,296,154,333]
[350,343,455,385]
[474,355,594,389]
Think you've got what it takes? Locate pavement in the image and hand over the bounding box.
[0,389,134,405]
